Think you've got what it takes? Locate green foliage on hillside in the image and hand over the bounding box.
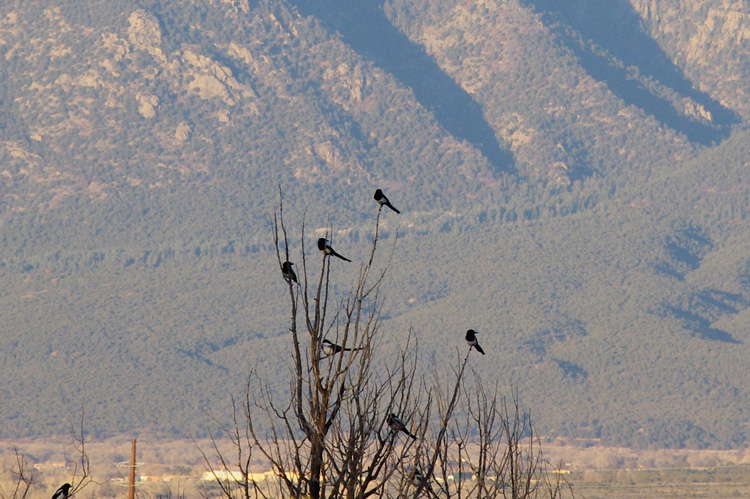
[1,0,750,449]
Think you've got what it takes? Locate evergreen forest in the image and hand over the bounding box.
[2,0,750,450]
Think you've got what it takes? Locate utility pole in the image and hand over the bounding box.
[128,439,137,499]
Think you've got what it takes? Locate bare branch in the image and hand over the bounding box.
[1,446,34,499]
[65,406,92,497]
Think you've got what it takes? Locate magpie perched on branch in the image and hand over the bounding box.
[465,329,485,355]
[321,339,362,356]
[281,261,299,285]
[387,413,417,440]
[318,238,351,262]
[52,483,71,499]
[374,188,400,214]
[411,468,435,493]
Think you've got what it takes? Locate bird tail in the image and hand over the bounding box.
[388,203,401,214]
[332,251,352,262]
[474,344,485,355]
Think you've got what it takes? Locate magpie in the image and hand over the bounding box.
[387,413,417,440]
[281,261,299,285]
[318,238,351,262]
[410,468,434,493]
[52,483,71,499]
[321,339,362,356]
[374,189,400,214]
[465,329,485,355]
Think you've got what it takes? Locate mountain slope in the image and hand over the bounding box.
[1,0,750,448]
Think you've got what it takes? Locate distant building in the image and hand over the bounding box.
[33,462,66,471]
[202,470,297,483]
[202,470,244,482]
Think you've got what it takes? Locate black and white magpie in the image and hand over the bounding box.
[52,483,71,499]
[387,413,417,440]
[410,468,434,493]
[318,238,351,262]
[374,189,400,214]
[321,339,362,356]
[281,261,299,285]
[465,329,485,355]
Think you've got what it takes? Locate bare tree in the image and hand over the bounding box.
[200,191,573,499]
[198,192,407,498]
[247,193,423,499]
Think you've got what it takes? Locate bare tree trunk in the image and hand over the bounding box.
[309,435,324,499]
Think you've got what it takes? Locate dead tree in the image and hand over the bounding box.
[250,193,422,499]
[200,191,572,499]
[199,192,419,499]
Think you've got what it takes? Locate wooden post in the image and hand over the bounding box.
[128,439,136,499]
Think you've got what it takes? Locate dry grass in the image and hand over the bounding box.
[2,436,750,498]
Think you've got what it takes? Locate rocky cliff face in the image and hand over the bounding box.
[632,0,750,119]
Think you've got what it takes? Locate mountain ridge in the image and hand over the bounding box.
[1,0,750,448]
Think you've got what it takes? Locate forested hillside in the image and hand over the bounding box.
[1,0,750,449]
